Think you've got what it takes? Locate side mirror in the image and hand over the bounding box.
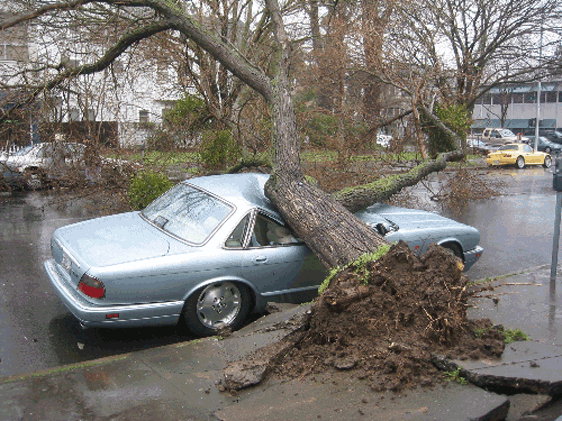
[375,222,389,236]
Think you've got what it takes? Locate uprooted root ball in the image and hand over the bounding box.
[272,242,505,392]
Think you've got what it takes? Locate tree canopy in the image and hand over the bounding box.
[1,0,561,266]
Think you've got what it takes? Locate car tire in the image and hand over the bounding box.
[182,281,251,337]
[544,155,553,168]
[546,147,552,154]
[516,156,525,169]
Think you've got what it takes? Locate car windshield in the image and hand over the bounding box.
[13,146,33,156]
[141,183,233,244]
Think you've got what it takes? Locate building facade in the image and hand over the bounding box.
[0,7,182,148]
[472,81,562,134]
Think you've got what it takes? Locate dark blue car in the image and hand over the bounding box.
[526,136,562,155]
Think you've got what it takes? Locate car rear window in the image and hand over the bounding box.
[141,183,233,244]
[498,145,518,151]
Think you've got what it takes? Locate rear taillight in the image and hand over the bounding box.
[78,274,105,299]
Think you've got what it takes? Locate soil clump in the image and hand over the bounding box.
[261,242,504,392]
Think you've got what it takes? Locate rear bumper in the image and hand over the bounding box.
[44,259,183,328]
[485,157,515,166]
[463,246,484,271]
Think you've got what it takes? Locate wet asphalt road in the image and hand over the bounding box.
[0,166,559,381]
[0,192,194,378]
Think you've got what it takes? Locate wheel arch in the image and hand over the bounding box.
[436,240,464,261]
[180,276,257,313]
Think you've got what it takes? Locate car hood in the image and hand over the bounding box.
[54,212,172,267]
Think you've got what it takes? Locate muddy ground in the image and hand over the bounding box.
[226,242,506,393]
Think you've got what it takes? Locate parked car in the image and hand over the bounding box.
[481,128,527,147]
[5,142,86,173]
[4,142,87,189]
[376,133,392,148]
[524,136,562,155]
[0,161,26,190]
[486,143,552,169]
[467,138,494,155]
[0,145,33,164]
[44,173,484,335]
[544,130,562,145]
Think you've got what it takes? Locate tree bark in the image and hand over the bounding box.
[262,0,390,268]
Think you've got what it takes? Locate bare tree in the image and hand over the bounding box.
[392,0,562,110]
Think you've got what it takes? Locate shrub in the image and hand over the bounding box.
[127,171,173,210]
[422,103,471,156]
[199,129,241,169]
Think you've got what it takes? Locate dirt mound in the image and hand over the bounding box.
[270,242,504,392]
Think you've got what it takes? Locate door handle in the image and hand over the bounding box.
[255,256,267,263]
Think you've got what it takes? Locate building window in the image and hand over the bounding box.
[544,92,557,103]
[139,110,149,123]
[85,109,95,121]
[524,92,536,103]
[0,43,28,62]
[69,108,80,121]
[512,93,524,103]
[491,93,510,105]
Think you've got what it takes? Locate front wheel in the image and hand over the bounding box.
[544,155,553,168]
[546,147,552,154]
[182,281,251,337]
[516,156,526,169]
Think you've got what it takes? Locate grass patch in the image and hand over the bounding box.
[318,245,391,294]
[474,326,529,343]
[0,355,129,384]
[444,366,468,385]
[504,328,529,343]
[129,151,199,166]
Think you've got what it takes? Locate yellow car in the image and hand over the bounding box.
[486,143,552,169]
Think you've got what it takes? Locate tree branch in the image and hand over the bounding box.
[333,151,464,213]
[3,20,173,114]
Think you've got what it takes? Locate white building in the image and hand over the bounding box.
[0,7,182,148]
[472,82,562,134]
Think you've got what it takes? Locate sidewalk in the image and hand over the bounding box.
[2,265,562,421]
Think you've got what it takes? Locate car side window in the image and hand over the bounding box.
[248,213,299,248]
[225,214,251,248]
[523,145,533,153]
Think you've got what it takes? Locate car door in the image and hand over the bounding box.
[225,211,325,298]
[522,144,541,164]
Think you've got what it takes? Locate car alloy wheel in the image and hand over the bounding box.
[544,155,553,168]
[546,147,552,154]
[516,156,525,169]
[183,281,251,336]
